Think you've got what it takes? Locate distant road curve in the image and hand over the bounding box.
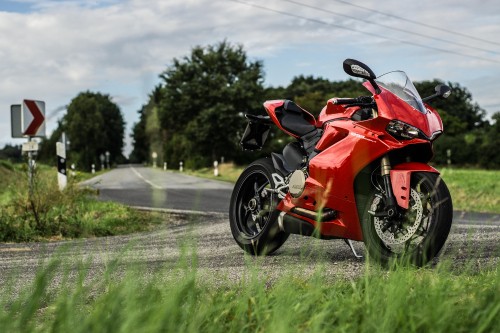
[80,164,234,213]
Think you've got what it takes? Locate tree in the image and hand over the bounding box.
[130,84,168,165]
[478,112,500,169]
[282,76,367,116]
[37,121,64,164]
[64,92,125,171]
[157,41,265,167]
[0,144,22,163]
[414,80,487,130]
[129,106,150,164]
[414,80,490,166]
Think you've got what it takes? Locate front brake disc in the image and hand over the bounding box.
[373,188,423,245]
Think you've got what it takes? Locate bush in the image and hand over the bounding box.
[0,164,162,242]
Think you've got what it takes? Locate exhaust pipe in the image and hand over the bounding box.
[291,207,336,221]
[278,212,315,236]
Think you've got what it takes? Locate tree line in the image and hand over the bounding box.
[3,41,496,170]
[130,41,499,169]
[37,92,126,171]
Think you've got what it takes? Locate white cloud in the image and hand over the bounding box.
[1,0,499,154]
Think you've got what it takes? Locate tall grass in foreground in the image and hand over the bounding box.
[0,255,498,333]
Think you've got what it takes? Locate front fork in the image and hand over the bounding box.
[368,155,399,226]
[380,156,397,217]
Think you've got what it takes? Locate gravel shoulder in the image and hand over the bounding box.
[1,211,499,295]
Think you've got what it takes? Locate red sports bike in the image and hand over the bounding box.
[229,59,453,266]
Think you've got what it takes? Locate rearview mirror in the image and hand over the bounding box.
[422,84,452,102]
[343,59,381,94]
[343,59,376,80]
[435,84,452,98]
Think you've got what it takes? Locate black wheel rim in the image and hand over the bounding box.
[235,170,275,239]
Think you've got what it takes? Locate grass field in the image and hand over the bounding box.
[185,162,245,183]
[0,160,163,242]
[440,168,499,213]
[186,164,500,213]
[0,253,498,333]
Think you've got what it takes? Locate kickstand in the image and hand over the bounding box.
[344,239,363,259]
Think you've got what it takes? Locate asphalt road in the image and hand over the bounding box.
[0,165,498,293]
[80,165,234,213]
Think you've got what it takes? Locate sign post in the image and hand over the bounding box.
[27,137,35,198]
[152,152,158,168]
[105,151,110,169]
[214,160,219,177]
[100,154,105,170]
[56,142,67,191]
[12,99,46,200]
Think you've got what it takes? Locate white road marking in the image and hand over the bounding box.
[130,166,163,189]
[131,206,228,217]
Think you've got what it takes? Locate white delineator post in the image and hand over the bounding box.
[179,161,183,172]
[164,162,167,171]
[56,142,67,190]
[214,160,219,177]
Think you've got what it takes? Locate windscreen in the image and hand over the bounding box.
[376,71,426,114]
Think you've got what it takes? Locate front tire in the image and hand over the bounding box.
[229,158,289,255]
[361,172,453,266]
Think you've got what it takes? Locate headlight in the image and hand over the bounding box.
[386,120,420,140]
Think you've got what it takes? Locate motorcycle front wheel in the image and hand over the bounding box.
[361,172,453,267]
[229,158,289,255]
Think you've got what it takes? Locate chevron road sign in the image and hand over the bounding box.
[22,99,45,137]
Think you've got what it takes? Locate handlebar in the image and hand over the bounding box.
[331,96,374,106]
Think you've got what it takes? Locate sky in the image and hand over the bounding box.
[1,0,499,157]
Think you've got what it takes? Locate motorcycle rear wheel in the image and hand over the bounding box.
[229,158,289,255]
[361,172,453,266]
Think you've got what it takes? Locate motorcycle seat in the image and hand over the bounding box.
[278,100,317,137]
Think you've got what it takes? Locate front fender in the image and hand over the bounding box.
[390,162,439,209]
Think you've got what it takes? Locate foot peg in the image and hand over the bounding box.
[344,239,363,259]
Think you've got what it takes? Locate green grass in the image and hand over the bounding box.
[182,162,245,183]
[0,161,163,242]
[440,168,500,213]
[0,254,498,333]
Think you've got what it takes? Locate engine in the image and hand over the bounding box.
[288,169,307,198]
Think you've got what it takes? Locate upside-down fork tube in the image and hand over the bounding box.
[381,155,397,216]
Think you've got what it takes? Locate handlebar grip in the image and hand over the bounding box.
[331,98,359,105]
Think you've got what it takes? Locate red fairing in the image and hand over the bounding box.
[317,98,361,126]
[263,100,317,138]
[263,100,290,134]
[278,120,394,241]
[363,82,444,139]
[423,103,444,139]
[390,163,439,209]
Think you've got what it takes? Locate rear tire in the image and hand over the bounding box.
[361,172,453,266]
[229,158,289,255]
